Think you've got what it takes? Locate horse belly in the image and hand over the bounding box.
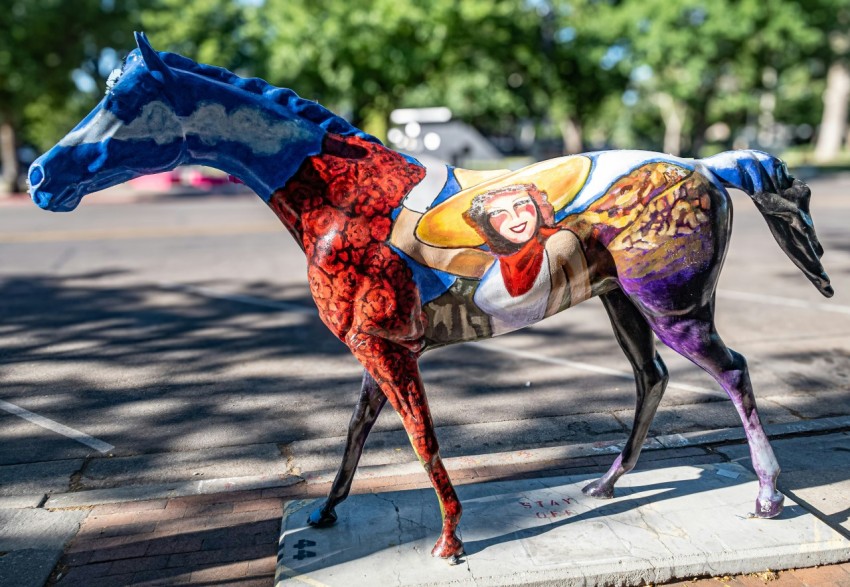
[421,277,495,348]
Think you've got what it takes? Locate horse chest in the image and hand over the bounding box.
[303,216,425,346]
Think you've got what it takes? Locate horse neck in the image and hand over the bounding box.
[167,71,327,201]
[268,133,426,248]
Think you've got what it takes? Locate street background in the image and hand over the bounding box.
[3,2,850,584]
[1,173,848,498]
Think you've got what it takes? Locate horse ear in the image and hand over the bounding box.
[134,31,173,85]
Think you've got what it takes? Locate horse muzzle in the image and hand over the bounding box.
[28,162,83,212]
[28,163,53,210]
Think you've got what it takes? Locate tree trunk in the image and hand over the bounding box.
[558,116,583,154]
[688,96,713,157]
[814,60,850,163]
[652,93,684,156]
[0,120,18,195]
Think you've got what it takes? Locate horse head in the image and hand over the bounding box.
[28,33,378,212]
[29,32,184,211]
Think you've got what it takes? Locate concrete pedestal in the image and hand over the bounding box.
[277,464,850,586]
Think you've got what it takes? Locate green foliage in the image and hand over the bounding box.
[0,0,135,122]
[396,1,545,130]
[22,94,101,152]
[139,0,264,73]
[0,0,138,190]
[603,0,826,154]
[5,0,846,162]
[254,0,631,147]
[257,0,461,135]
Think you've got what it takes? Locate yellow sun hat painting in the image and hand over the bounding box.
[415,155,592,248]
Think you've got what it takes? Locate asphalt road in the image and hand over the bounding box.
[1,174,849,496]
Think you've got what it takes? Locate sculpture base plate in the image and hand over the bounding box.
[276,463,849,587]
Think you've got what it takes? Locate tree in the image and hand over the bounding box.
[815,57,850,161]
[257,0,466,139]
[396,1,552,140]
[139,0,264,74]
[256,0,627,154]
[0,0,136,193]
[416,0,629,154]
[535,0,630,153]
[802,0,850,162]
[608,0,819,156]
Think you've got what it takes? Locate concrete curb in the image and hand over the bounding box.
[0,495,45,509]
[302,414,850,484]
[24,414,849,512]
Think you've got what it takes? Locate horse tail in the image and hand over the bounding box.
[699,150,833,298]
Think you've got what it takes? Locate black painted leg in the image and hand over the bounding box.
[583,288,669,499]
[307,370,387,526]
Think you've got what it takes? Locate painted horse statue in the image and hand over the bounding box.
[29,33,833,560]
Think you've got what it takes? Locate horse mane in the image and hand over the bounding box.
[159,52,382,145]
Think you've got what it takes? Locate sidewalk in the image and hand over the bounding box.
[1,429,848,586]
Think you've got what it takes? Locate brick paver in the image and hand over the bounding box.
[661,563,850,586]
[48,490,293,586]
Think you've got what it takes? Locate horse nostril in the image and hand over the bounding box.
[28,163,45,190]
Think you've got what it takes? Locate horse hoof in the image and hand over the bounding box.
[582,479,614,499]
[431,533,464,560]
[755,494,784,518]
[307,505,338,527]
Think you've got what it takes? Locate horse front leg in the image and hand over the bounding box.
[348,332,463,560]
[308,369,386,527]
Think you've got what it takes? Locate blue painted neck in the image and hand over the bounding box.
[164,67,327,200]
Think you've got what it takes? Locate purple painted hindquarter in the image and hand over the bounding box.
[566,161,729,318]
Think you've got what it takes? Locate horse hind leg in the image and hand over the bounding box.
[583,288,669,499]
[646,305,784,518]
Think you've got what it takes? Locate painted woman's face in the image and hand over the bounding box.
[484,192,538,244]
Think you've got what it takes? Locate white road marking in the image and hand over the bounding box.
[0,398,114,453]
[4,285,829,457]
[472,342,721,396]
[717,289,850,316]
[158,283,721,396]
